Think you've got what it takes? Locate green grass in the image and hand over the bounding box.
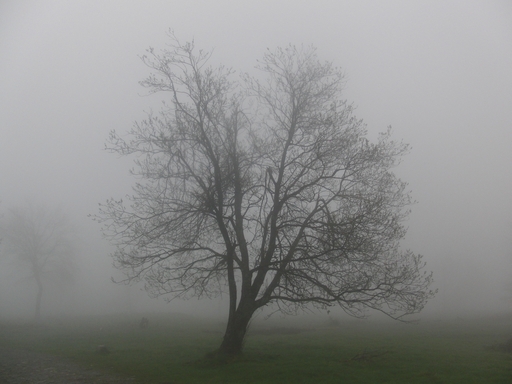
[1,313,512,383]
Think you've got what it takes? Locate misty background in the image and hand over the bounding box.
[1,0,511,321]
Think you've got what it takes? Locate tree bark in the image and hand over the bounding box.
[218,301,255,355]
[34,273,43,322]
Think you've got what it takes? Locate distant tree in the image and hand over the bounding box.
[2,203,76,321]
[97,35,435,356]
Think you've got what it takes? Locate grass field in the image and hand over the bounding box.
[1,312,512,383]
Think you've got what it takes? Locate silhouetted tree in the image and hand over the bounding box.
[97,34,435,355]
[2,203,76,321]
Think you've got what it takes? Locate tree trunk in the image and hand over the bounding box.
[218,303,255,355]
[34,273,43,322]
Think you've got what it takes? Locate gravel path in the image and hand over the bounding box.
[0,347,138,384]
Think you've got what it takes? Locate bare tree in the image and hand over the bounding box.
[96,35,435,355]
[2,203,76,321]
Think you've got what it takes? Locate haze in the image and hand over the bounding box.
[1,0,511,321]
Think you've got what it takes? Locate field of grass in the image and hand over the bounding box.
[1,312,512,383]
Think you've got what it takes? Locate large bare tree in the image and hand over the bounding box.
[97,35,434,355]
[2,203,76,321]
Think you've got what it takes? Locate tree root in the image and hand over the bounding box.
[348,348,391,362]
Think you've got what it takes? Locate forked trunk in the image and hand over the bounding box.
[218,304,255,355]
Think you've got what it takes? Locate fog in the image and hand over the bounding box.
[1,0,511,322]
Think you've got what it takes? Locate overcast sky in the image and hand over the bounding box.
[1,0,511,317]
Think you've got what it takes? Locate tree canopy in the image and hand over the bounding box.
[97,35,435,355]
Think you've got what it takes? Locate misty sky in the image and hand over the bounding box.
[1,0,511,317]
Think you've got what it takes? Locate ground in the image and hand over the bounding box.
[0,347,138,384]
[1,313,512,383]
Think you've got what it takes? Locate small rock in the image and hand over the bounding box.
[96,345,110,354]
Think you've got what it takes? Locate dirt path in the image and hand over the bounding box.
[0,347,138,384]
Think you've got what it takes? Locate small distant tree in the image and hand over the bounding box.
[2,203,76,321]
[97,35,435,355]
